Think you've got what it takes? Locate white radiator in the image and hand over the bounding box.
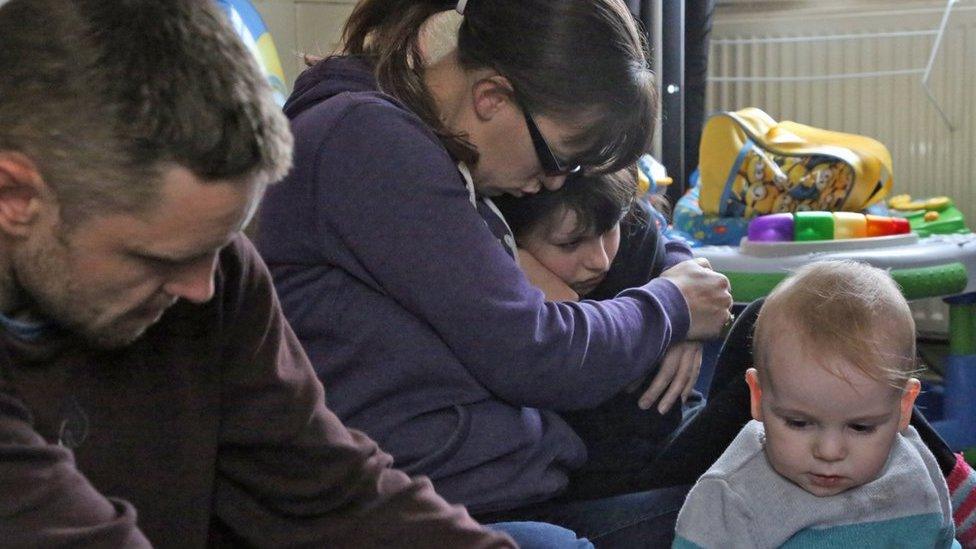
[706,2,976,223]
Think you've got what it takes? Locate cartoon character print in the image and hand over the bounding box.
[724,149,758,217]
[724,151,855,217]
[786,160,830,210]
[817,163,854,210]
[778,156,853,213]
[760,157,795,212]
[724,194,747,217]
[742,150,788,216]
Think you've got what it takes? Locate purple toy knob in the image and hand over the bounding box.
[748,213,794,242]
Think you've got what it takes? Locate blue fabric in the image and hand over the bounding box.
[489,522,594,549]
[718,139,754,217]
[666,512,961,548]
[482,485,690,548]
[673,508,960,549]
[0,312,53,342]
[672,537,703,549]
[783,513,956,548]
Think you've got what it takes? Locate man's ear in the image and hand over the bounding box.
[745,368,764,421]
[0,152,46,238]
[898,378,921,431]
[471,75,517,122]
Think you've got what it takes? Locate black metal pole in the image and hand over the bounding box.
[660,0,685,209]
[684,0,715,193]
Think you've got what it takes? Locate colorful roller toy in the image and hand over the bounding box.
[747,212,911,243]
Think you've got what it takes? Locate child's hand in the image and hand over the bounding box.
[516,248,579,302]
[638,341,703,414]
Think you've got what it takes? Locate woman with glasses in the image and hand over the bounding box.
[257,0,733,544]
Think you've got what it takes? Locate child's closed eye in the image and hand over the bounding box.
[848,423,877,434]
[784,418,811,429]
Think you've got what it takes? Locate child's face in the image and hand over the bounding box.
[520,207,620,296]
[745,330,917,497]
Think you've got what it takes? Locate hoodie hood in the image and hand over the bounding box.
[283,56,380,119]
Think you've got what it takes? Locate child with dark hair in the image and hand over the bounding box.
[494,169,712,497]
[495,167,667,303]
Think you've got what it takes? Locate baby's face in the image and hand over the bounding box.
[520,207,621,297]
[755,331,907,497]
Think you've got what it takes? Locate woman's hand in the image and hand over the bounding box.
[659,258,732,340]
[637,341,703,414]
[516,248,579,302]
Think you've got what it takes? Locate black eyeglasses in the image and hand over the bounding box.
[521,108,582,177]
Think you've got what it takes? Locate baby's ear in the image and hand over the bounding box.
[745,368,764,421]
[898,378,921,431]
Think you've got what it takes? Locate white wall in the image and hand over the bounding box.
[252,0,358,90]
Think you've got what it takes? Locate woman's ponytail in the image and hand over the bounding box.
[340,0,655,172]
[342,0,478,163]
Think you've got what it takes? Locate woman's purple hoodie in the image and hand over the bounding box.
[256,56,692,514]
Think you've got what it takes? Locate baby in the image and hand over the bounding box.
[674,260,958,548]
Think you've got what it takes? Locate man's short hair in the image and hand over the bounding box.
[0,0,292,223]
[754,260,917,386]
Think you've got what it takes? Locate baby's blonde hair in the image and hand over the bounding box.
[754,260,916,387]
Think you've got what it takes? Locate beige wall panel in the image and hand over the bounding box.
[252,0,358,92]
[295,3,357,67]
[252,0,301,89]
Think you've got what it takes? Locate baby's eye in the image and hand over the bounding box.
[849,423,877,434]
[557,241,582,252]
[784,418,809,429]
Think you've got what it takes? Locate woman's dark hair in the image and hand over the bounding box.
[494,168,638,243]
[341,0,656,171]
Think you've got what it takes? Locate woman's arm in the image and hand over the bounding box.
[661,234,695,270]
[516,248,579,302]
[211,238,515,548]
[261,97,692,411]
